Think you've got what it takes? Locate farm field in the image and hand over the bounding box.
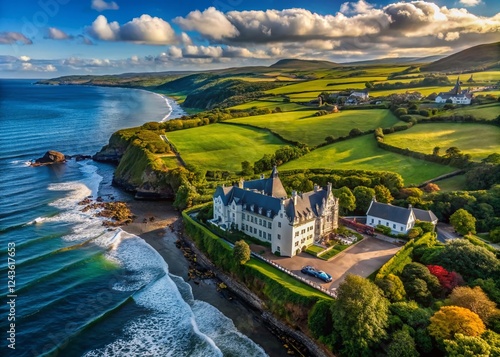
[383,123,500,160]
[280,135,455,185]
[230,100,306,111]
[165,123,286,171]
[228,109,403,146]
[435,175,467,191]
[369,86,452,97]
[447,102,500,120]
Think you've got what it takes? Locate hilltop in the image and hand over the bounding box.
[270,58,339,69]
[422,41,500,72]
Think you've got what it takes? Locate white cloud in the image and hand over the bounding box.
[174,7,239,40]
[444,31,460,41]
[459,0,482,7]
[86,14,177,44]
[19,56,31,62]
[47,27,71,40]
[91,0,119,12]
[0,32,32,45]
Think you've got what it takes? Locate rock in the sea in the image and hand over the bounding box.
[32,150,66,166]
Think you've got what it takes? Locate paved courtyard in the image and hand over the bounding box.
[261,237,403,291]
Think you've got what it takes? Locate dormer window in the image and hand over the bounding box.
[258,207,263,215]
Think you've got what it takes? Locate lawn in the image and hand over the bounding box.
[280,135,455,185]
[370,86,453,97]
[247,258,331,299]
[165,123,286,171]
[228,109,403,146]
[447,102,500,120]
[160,155,180,168]
[435,175,467,192]
[383,123,500,161]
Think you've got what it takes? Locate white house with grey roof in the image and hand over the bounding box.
[435,77,472,105]
[212,167,339,257]
[366,199,438,234]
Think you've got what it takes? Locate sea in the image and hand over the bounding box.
[0,79,269,357]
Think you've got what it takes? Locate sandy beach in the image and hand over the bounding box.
[121,200,290,357]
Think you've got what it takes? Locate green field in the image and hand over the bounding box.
[161,155,180,168]
[384,123,500,160]
[280,135,455,185]
[230,100,306,111]
[447,102,500,120]
[435,175,467,191]
[370,86,453,97]
[229,109,402,146]
[166,123,286,171]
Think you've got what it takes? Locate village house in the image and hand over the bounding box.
[366,199,438,234]
[435,77,472,105]
[211,167,339,257]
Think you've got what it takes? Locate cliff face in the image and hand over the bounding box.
[94,132,176,200]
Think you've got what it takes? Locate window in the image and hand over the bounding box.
[378,220,381,224]
[393,224,396,229]
[242,214,245,220]
[232,213,235,218]
[295,231,299,237]
[280,213,283,218]
[277,246,280,252]
[295,241,299,247]
[301,229,305,234]
[259,230,262,237]
[251,216,254,223]
[400,227,403,231]
[386,222,389,226]
[259,219,262,225]
[277,234,281,240]
[268,233,271,240]
[278,222,281,228]
[268,222,271,229]
[370,218,374,224]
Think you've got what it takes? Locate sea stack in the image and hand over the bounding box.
[32,150,66,166]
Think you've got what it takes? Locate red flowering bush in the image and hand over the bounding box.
[427,265,463,294]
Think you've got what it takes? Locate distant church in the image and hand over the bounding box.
[435,77,472,105]
[211,167,339,257]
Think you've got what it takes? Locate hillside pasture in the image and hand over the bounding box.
[446,102,500,120]
[230,100,306,111]
[228,109,403,146]
[369,86,453,97]
[166,124,286,171]
[383,123,500,161]
[280,135,455,185]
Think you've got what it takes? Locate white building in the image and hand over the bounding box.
[366,199,438,234]
[212,167,339,257]
[435,77,472,105]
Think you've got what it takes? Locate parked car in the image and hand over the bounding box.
[301,265,332,283]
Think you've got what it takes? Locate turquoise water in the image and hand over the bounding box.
[0,80,267,356]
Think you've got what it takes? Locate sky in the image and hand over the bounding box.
[0,0,499,78]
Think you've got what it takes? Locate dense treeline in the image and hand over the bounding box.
[308,233,500,357]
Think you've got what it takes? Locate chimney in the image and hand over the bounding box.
[260,173,265,179]
[408,204,412,209]
[238,178,244,188]
[314,184,319,192]
[327,182,332,196]
[292,190,298,205]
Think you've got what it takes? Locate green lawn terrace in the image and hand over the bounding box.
[228,108,403,147]
[445,102,500,120]
[383,123,500,161]
[280,135,455,186]
[165,123,286,171]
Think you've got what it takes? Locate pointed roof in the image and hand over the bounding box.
[243,166,287,199]
[450,76,462,95]
[366,201,413,225]
[413,208,438,223]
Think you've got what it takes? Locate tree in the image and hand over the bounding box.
[450,208,476,235]
[308,299,334,339]
[448,286,498,324]
[433,146,441,156]
[241,160,254,176]
[331,274,389,356]
[428,306,486,341]
[349,128,363,137]
[401,262,442,300]
[423,182,440,193]
[233,240,250,265]
[444,333,491,357]
[407,227,423,239]
[333,186,356,215]
[375,274,406,302]
[387,327,419,357]
[353,186,376,214]
[423,239,500,281]
[414,220,435,233]
[445,146,462,158]
[427,265,463,294]
[374,185,393,203]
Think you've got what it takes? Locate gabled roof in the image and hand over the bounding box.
[413,208,438,223]
[214,185,282,218]
[366,201,412,225]
[285,189,329,222]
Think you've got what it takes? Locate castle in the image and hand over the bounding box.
[211,167,339,257]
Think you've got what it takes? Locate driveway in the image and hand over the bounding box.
[262,237,402,291]
[436,222,461,242]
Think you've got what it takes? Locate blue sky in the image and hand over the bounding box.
[1,0,499,77]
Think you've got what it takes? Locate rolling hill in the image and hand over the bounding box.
[421,41,500,72]
[270,58,340,69]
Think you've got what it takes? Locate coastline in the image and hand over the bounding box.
[121,199,294,357]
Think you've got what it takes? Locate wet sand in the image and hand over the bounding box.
[121,200,289,357]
